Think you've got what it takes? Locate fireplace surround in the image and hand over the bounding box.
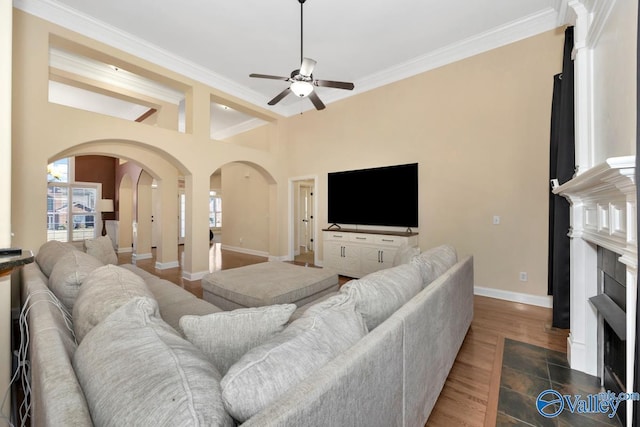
[554,156,636,423]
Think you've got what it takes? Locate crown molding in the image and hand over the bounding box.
[279,7,561,116]
[15,0,562,118]
[13,0,290,115]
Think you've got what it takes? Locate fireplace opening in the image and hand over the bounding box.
[593,246,627,425]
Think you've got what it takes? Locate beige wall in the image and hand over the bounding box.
[283,29,564,296]
[12,8,566,297]
[11,10,283,278]
[221,162,271,255]
[592,0,637,163]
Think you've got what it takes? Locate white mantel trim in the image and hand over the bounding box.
[555,156,637,426]
[554,155,637,269]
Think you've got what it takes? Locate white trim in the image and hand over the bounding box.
[181,270,208,281]
[13,0,274,112]
[155,260,179,270]
[131,252,152,261]
[474,286,553,308]
[268,255,289,262]
[288,175,319,266]
[221,244,269,258]
[586,0,618,48]
[15,0,562,117]
[211,118,267,141]
[117,246,132,254]
[280,8,560,116]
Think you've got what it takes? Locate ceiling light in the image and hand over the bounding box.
[290,81,313,98]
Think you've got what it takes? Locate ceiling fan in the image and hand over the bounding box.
[249,0,354,110]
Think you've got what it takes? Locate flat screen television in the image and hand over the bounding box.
[327,163,418,228]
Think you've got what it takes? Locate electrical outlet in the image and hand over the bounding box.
[493,215,501,225]
[239,237,244,244]
[519,272,528,282]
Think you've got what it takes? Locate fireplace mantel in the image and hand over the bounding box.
[554,155,637,271]
[553,155,636,423]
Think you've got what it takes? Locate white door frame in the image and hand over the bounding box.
[288,175,318,265]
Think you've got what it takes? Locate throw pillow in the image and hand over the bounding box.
[72,265,155,343]
[410,244,458,286]
[83,235,117,265]
[180,304,296,375]
[392,244,420,266]
[340,262,423,330]
[73,297,234,427]
[35,240,79,277]
[48,250,104,310]
[221,293,367,422]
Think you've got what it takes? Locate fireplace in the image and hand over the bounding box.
[553,156,636,425]
[592,246,628,424]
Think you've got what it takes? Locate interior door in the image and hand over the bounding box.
[298,182,314,251]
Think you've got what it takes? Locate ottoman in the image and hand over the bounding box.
[201,261,339,310]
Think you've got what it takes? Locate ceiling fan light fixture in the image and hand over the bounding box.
[290,80,313,97]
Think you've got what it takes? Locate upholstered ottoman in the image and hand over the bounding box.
[201,261,339,310]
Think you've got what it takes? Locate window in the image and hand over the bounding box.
[47,158,100,242]
[209,191,222,228]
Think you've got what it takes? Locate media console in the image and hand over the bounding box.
[322,228,419,278]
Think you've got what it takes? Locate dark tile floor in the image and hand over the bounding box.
[497,338,622,426]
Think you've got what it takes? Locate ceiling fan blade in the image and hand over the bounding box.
[268,87,292,106]
[299,58,317,77]
[314,79,355,90]
[250,73,290,81]
[308,91,326,110]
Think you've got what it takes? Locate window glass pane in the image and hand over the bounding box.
[47,186,69,242]
[71,187,97,241]
[209,196,222,227]
[47,158,69,183]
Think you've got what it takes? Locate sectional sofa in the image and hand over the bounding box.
[18,237,473,426]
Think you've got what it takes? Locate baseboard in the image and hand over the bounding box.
[117,247,132,254]
[474,286,553,308]
[222,245,269,258]
[132,252,153,261]
[182,270,209,281]
[155,260,179,269]
[268,255,289,262]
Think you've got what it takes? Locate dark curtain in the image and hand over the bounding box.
[633,4,640,426]
[548,26,575,329]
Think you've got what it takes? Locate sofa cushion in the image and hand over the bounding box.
[36,240,79,277]
[72,265,155,342]
[392,244,420,266]
[73,297,233,427]
[180,304,296,375]
[221,293,367,422]
[48,250,104,310]
[341,262,423,330]
[410,244,458,286]
[83,235,117,265]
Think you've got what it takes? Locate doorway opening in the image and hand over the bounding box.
[290,177,317,265]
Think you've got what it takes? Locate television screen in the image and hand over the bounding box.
[327,163,418,228]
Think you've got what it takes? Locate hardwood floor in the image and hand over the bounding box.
[118,245,569,426]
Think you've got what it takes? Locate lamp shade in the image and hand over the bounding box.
[97,199,114,213]
[290,81,313,98]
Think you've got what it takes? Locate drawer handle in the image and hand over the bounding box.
[333,235,343,238]
[355,237,366,240]
[381,239,394,242]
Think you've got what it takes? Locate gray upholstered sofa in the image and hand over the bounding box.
[19,238,473,426]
